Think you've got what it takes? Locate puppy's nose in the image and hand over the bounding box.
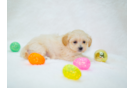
[79,47,83,51]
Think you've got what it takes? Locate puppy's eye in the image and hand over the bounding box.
[83,41,86,44]
[74,41,77,44]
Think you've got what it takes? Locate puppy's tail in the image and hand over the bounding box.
[20,45,29,59]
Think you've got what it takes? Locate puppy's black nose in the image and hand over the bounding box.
[79,47,83,51]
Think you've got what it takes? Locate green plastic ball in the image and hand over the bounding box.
[10,42,21,52]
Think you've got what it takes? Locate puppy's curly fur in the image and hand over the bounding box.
[20,30,92,61]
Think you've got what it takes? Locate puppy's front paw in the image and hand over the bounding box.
[75,55,93,62]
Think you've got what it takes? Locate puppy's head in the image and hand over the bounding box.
[62,30,92,53]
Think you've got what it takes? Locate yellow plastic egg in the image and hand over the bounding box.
[62,64,81,80]
[94,49,108,62]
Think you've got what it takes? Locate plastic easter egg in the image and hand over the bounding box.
[73,57,91,70]
[94,49,108,62]
[10,42,21,52]
[28,53,45,65]
[63,64,81,80]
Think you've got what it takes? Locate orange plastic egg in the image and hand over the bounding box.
[28,53,45,65]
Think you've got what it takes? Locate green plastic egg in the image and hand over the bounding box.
[63,64,81,80]
[10,42,21,52]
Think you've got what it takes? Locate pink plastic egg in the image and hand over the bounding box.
[73,57,91,70]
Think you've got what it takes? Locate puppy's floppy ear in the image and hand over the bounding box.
[88,36,92,47]
[62,33,69,46]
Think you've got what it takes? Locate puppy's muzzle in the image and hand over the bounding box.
[78,47,83,51]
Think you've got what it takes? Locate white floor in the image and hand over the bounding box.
[7,41,127,88]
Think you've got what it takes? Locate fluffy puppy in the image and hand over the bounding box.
[20,30,92,61]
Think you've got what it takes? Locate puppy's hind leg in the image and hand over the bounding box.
[20,43,47,59]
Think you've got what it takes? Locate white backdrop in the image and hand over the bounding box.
[7,0,127,88]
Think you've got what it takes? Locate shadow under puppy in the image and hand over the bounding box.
[20,30,92,61]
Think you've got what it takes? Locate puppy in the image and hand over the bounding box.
[20,30,92,61]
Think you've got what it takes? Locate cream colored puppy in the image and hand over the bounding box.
[20,30,92,61]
